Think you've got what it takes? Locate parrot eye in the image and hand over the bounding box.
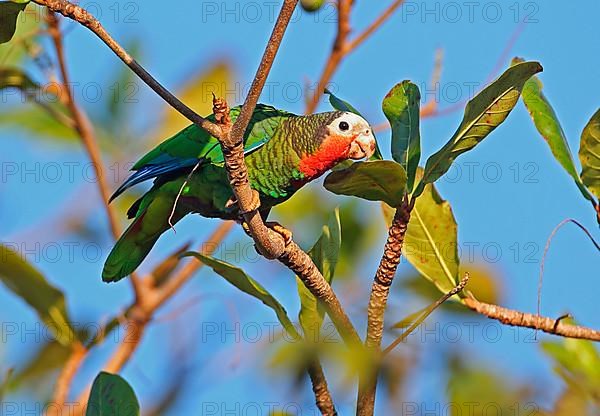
[339,121,350,131]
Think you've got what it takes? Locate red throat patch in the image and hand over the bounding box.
[298,134,357,178]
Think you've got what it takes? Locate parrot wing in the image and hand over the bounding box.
[110,104,294,201]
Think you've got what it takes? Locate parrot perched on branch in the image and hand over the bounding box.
[103,104,376,282]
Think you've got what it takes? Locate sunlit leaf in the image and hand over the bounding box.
[86,372,140,416]
[0,1,29,44]
[101,40,141,138]
[324,160,407,207]
[8,340,70,390]
[0,104,78,142]
[0,244,76,346]
[184,252,297,336]
[154,62,233,142]
[398,264,501,316]
[150,242,191,287]
[0,369,13,402]
[514,57,595,203]
[421,61,543,185]
[383,80,421,191]
[0,67,37,90]
[325,88,383,160]
[297,208,341,339]
[448,356,535,416]
[388,176,459,293]
[0,5,40,66]
[541,330,600,401]
[548,387,596,416]
[579,109,600,200]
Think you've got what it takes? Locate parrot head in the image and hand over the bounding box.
[298,111,377,178]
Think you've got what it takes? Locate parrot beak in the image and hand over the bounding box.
[348,129,376,160]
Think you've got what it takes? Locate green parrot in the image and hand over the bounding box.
[103,104,376,282]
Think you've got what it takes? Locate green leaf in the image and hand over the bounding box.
[515,57,595,203]
[152,62,233,144]
[296,208,341,338]
[0,1,29,44]
[184,252,298,337]
[324,160,407,207]
[388,178,459,293]
[422,61,543,184]
[382,80,421,191]
[8,340,70,390]
[0,369,13,402]
[0,104,78,143]
[0,4,41,67]
[579,109,600,200]
[300,0,325,12]
[0,67,37,90]
[0,244,76,346]
[325,88,383,160]
[86,372,140,416]
[541,331,600,401]
[448,356,535,415]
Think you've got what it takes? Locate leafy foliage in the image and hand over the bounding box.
[541,332,600,407]
[421,61,542,186]
[382,80,421,191]
[515,57,596,205]
[447,356,535,416]
[579,109,600,200]
[384,177,459,294]
[184,252,297,336]
[0,244,76,346]
[297,209,341,338]
[0,1,29,44]
[87,372,140,416]
[153,62,233,143]
[324,160,407,207]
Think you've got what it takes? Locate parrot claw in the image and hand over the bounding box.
[265,222,293,246]
[240,221,293,248]
[238,189,261,215]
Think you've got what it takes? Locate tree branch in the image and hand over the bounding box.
[305,0,406,114]
[71,221,234,414]
[49,342,87,409]
[383,274,470,355]
[346,0,406,53]
[357,197,412,416]
[213,0,361,347]
[463,298,600,342]
[32,0,223,138]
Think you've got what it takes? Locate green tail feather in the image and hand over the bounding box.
[102,190,183,282]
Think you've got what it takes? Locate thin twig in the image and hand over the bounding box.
[305,0,352,114]
[72,221,234,414]
[211,0,350,411]
[215,0,360,347]
[306,0,406,114]
[32,0,222,138]
[463,298,600,341]
[346,0,406,53]
[49,342,87,408]
[536,218,600,338]
[383,274,470,355]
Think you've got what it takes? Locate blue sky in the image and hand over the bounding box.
[1,0,599,414]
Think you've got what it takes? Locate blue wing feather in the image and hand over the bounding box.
[109,138,269,202]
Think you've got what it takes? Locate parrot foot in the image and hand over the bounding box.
[265,221,293,247]
[229,190,261,215]
[240,221,293,247]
